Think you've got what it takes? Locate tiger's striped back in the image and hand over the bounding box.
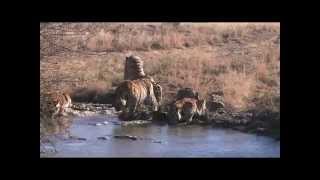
[113,77,159,120]
[123,55,163,105]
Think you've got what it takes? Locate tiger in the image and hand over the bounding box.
[52,92,72,116]
[123,55,162,105]
[168,97,207,125]
[124,55,146,80]
[41,92,72,118]
[113,76,160,120]
[40,92,73,135]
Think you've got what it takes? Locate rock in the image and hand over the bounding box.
[111,121,121,125]
[122,120,152,126]
[257,127,266,132]
[105,110,112,115]
[77,137,87,141]
[114,135,138,140]
[40,144,57,154]
[207,94,225,112]
[152,111,167,121]
[69,135,86,141]
[97,136,110,140]
[176,88,199,100]
[133,111,153,121]
[96,107,102,110]
[232,112,253,121]
[232,126,247,131]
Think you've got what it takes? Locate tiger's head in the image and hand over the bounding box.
[168,98,197,124]
[124,55,146,80]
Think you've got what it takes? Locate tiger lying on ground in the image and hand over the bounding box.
[113,76,162,120]
[168,97,207,125]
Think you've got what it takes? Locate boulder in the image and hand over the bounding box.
[176,88,199,100]
[207,94,225,112]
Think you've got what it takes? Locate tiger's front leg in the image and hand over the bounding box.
[127,96,139,120]
[150,94,159,112]
[185,114,195,125]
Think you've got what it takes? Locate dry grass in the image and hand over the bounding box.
[40,22,280,125]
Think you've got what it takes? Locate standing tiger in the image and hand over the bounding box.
[123,55,162,105]
[113,76,161,120]
[113,55,163,120]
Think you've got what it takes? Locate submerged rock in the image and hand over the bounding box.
[68,135,87,141]
[71,103,115,116]
[121,120,152,126]
[152,140,162,144]
[40,143,57,154]
[113,135,138,140]
[77,137,87,141]
[95,123,103,126]
[97,136,110,140]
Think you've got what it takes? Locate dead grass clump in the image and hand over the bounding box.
[41,23,280,56]
[217,71,256,111]
[87,30,114,52]
[70,81,113,103]
[41,22,280,113]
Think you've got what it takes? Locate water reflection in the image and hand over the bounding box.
[42,115,280,158]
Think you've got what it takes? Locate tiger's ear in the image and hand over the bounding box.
[126,53,133,59]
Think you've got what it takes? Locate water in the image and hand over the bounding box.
[41,115,280,158]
